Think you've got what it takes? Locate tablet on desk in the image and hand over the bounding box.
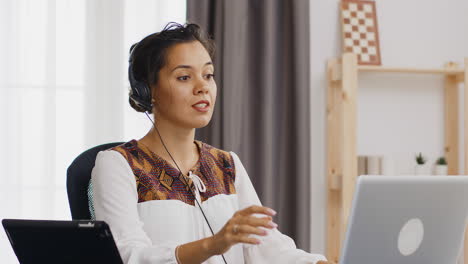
[2,219,123,264]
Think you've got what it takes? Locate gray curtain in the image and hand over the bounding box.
[188,0,311,250]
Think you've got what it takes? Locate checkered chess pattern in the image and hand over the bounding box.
[341,0,381,65]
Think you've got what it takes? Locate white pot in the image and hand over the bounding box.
[414,164,427,175]
[380,156,395,176]
[434,165,448,175]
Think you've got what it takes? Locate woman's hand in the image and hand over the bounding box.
[206,205,278,255]
[317,261,337,264]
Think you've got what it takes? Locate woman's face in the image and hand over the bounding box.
[153,40,217,129]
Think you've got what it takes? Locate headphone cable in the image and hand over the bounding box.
[144,112,228,264]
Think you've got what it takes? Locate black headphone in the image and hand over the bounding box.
[128,42,153,113]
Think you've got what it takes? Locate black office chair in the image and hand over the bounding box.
[67,142,124,220]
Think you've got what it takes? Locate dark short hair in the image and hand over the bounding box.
[128,22,215,113]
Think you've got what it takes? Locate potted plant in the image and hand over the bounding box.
[434,156,448,175]
[415,153,427,175]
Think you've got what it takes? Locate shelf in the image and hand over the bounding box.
[326,53,468,263]
[330,60,466,82]
[358,65,464,76]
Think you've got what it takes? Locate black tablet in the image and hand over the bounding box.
[2,219,123,264]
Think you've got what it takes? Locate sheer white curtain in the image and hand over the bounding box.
[0,0,186,262]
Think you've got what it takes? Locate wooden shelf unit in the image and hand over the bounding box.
[326,53,468,263]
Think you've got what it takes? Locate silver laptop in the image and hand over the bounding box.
[340,175,468,264]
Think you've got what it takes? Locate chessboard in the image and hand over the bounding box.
[340,0,381,65]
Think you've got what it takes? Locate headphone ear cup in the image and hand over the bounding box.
[128,64,152,112]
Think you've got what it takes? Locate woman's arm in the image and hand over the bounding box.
[230,152,328,264]
[177,205,277,263]
[92,150,180,263]
[173,237,212,264]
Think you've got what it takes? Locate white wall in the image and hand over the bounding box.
[310,0,468,254]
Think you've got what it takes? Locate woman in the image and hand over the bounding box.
[91,23,329,264]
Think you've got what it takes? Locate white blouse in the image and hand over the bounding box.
[91,142,326,264]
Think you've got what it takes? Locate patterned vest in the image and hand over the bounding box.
[111,140,237,206]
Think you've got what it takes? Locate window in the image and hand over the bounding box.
[0,1,186,262]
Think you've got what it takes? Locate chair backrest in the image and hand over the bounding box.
[66,142,124,220]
